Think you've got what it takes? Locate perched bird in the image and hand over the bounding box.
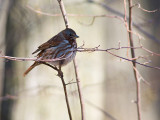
[24,28,79,76]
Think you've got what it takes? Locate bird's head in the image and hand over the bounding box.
[62,28,79,40]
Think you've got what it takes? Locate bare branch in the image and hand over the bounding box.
[56,0,86,119]
[41,62,72,120]
[27,5,124,23]
[132,3,159,13]
[57,0,69,28]
[142,47,160,56]
[133,66,150,86]
[127,0,141,119]
[27,5,62,16]
[107,50,160,70]
[0,52,73,62]
[1,45,160,71]
[73,59,85,120]
[87,0,160,43]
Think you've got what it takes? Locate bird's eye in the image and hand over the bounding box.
[69,33,72,36]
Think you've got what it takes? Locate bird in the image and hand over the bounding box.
[24,28,79,76]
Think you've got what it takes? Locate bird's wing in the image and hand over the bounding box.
[32,35,63,54]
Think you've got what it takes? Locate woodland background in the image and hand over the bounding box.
[0,0,160,120]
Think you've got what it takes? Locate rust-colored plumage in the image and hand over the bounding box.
[24,28,79,76]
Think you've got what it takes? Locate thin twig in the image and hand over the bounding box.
[57,0,69,28]
[27,5,124,24]
[1,45,160,70]
[106,50,160,70]
[56,0,85,119]
[87,0,160,43]
[142,47,160,56]
[41,62,72,120]
[27,4,160,44]
[55,0,72,119]
[27,5,62,16]
[132,3,158,13]
[60,73,72,120]
[133,66,150,86]
[0,52,73,62]
[73,59,85,120]
[78,47,160,70]
[127,0,141,119]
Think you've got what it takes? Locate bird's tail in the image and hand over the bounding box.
[23,62,39,76]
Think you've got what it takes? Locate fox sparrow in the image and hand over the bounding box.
[24,28,79,76]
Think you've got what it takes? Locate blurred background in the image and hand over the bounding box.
[0,0,160,120]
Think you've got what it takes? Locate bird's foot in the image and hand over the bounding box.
[57,70,63,78]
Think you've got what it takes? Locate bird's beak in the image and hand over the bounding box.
[75,35,79,38]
